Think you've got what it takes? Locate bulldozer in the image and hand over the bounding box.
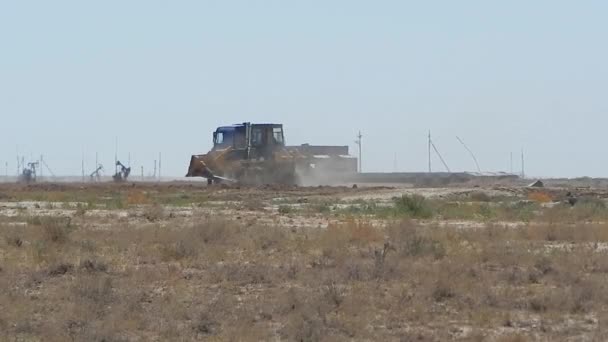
[186,123,357,185]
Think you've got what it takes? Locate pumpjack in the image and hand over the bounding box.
[90,164,104,182]
[113,161,131,182]
[19,162,39,183]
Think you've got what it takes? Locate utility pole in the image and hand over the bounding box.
[521,148,525,179]
[428,131,432,173]
[456,136,481,173]
[141,166,144,181]
[158,152,162,181]
[510,152,513,174]
[355,131,362,173]
[115,136,118,176]
[428,131,450,173]
[81,151,85,183]
[153,160,157,179]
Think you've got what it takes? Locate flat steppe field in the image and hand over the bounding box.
[1,182,608,341]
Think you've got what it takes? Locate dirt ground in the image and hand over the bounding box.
[1,181,608,341]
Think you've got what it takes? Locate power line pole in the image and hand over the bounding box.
[427,131,450,173]
[81,151,85,183]
[158,152,162,181]
[355,131,362,173]
[456,136,481,173]
[16,145,20,176]
[428,130,432,173]
[430,140,451,173]
[521,148,525,179]
[115,136,118,176]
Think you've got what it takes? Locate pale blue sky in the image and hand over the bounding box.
[1,1,607,177]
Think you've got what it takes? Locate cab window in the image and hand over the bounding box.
[215,132,224,145]
[252,128,263,146]
[272,127,284,144]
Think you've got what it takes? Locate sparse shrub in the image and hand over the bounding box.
[569,278,603,313]
[86,200,96,210]
[127,190,149,205]
[278,205,292,215]
[436,202,479,220]
[313,202,331,214]
[143,204,165,221]
[107,195,125,209]
[503,201,538,222]
[193,312,218,336]
[190,219,240,245]
[41,217,73,244]
[48,262,73,276]
[344,260,365,281]
[27,216,43,226]
[394,194,433,219]
[323,280,345,308]
[251,225,287,251]
[78,239,98,253]
[13,321,36,335]
[388,222,446,259]
[350,222,382,244]
[408,236,445,259]
[75,203,87,217]
[281,312,325,342]
[322,220,382,248]
[528,191,553,203]
[285,261,299,280]
[470,191,492,202]
[243,199,265,211]
[213,263,274,285]
[73,275,113,306]
[528,295,549,313]
[577,196,606,209]
[372,242,393,279]
[31,240,48,264]
[497,334,529,342]
[478,203,495,219]
[161,240,196,261]
[4,230,23,247]
[80,258,108,273]
[432,279,456,302]
[571,197,608,221]
[534,256,554,275]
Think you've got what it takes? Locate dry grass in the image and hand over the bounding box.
[0,185,607,341]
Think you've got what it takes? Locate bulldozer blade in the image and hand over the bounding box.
[211,175,237,183]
